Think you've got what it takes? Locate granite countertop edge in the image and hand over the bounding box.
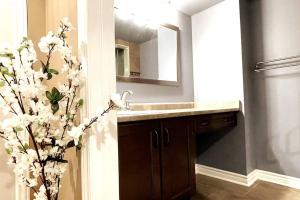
[117,101,241,123]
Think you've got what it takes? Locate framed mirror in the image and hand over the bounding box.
[114,11,181,86]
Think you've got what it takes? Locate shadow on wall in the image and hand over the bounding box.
[196,112,247,175]
[249,0,300,178]
[196,128,235,155]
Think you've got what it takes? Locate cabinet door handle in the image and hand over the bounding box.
[164,128,170,146]
[152,130,159,149]
[200,121,209,126]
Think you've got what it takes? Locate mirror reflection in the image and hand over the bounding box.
[115,11,180,85]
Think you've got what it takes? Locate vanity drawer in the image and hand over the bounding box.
[194,112,237,133]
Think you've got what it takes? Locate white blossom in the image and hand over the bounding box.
[34,185,47,200]
[111,93,126,109]
[61,17,73,31]
[58,45,72,60]
[38,32,62,53]
[0,17,120,200]
[67,125,84,145]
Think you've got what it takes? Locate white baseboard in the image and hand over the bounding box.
[195,164,254,186]
[255,170,300,189]
[196,164,300,190]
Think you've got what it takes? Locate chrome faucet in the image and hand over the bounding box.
[121,90,133,110]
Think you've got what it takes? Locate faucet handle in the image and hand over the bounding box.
[127,90,133,95]
[121,90,133,100]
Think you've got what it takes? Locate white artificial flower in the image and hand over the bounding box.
[67,125,84,145]
[111,93,125,109]
[27,178,38,187]
[18,39,37,65]
[71,56,78,64]
[61,64,69,73]
[67,68,83,86]
[61,17,73,31]
[0,100,10,115]
[0,44,13,67]
[55,139,65,147]
[38,32,62,53]
[0,17,115,200]
[34,185,47,200]
[58,45,72,60]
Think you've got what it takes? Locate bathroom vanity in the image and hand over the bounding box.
[117,101,239,200]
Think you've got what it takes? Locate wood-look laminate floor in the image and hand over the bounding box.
[192,174,300,200]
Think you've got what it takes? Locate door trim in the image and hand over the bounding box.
[77,0,119,199]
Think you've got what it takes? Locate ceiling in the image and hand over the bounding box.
[115,13,157,44]
[171,0,224,16]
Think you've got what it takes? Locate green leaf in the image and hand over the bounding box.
[51,103,59,114]
[66,112,73,120]
[23,143,29,150]
[47,73,52,80]
[76,135,83,150]
[5,148,12,155]
[1,67,8,74]
[52,87,59,96]
[46,91,53,101]
[59,159,68,163]
[0,53,14,58]
[15,127,23,132]
[17,45,26,52]
[0,81,5,88]
[48,68,59,75]
[1,68,14,77]
[66,140,75,149]
[78,99,84,107]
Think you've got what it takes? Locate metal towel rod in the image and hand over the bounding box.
[255,54,300,72]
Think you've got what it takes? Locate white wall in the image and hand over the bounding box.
[158,26,177,81]
[117,11,194,103]
[192,0,251,175]
[140,38,159,79]
[192,0,244,103]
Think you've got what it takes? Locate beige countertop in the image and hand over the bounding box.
[117,100,241,123]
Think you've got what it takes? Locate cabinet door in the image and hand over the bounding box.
[118,121,161,200]
[161,118,196,200]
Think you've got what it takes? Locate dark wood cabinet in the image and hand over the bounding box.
[118,111,237,200]
[118,121,161,200]
[161,118,195,200]
[194,112,237,134]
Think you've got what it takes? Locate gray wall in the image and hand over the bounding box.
[196,113,247,175]
[117,11,194,103]
[239,0,257,174]
[248,0,300,178]
[196,0,300,177]
[192,0,248,175]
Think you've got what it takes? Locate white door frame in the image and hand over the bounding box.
[77,0,119,200]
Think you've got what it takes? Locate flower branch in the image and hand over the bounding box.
[0,17,125,200]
